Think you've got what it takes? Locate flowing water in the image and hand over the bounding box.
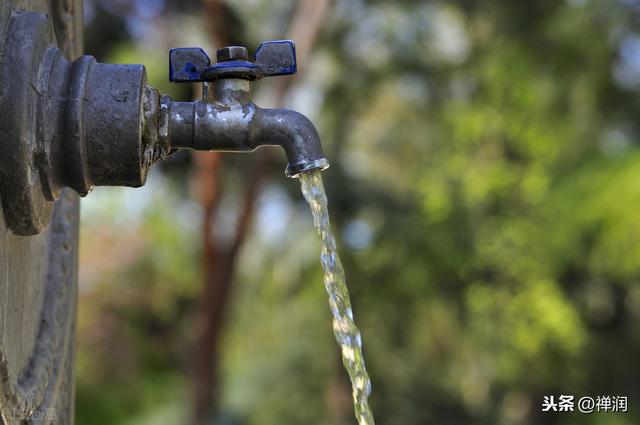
[299,170,375,425]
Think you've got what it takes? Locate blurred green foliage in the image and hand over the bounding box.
[78,0,640,424]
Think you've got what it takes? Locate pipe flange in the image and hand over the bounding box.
[0,12,55,235]
[0,11,166,236]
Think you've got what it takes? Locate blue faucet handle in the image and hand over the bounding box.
[255,40,297,76]
[168,41,297,82]
[169,48,211,82]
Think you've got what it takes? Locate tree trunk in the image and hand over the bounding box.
[190,1,332,423]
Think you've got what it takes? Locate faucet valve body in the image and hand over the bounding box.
[0,11,328,236]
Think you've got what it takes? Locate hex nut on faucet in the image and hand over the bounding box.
[217,46,249,62]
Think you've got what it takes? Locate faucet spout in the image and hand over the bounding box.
[162,78,329,178]
[251,108,329,177]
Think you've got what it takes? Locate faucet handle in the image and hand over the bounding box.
[168,40,296,82]
[169,48,211,82]
[255,40,297,77]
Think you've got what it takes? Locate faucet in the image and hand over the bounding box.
[0,11,328,236]
[164,43,328,178]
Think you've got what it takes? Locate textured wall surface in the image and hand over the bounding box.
[0,1,82,424]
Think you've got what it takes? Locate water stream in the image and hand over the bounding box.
[299,170,375,425]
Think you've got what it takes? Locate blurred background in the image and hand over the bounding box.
[78,0,640,424]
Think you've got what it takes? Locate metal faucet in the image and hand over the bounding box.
[162,42,329,178]
[0,11,329,236]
